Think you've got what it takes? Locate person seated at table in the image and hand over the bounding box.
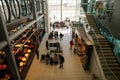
[56,41,60,51]
[54,31,58,39]
[48,31,54,39]
[59,54,65,68]
[53,53,58,65]
[50,57,53,65]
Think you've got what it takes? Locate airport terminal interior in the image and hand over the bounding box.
[0,0,120,80]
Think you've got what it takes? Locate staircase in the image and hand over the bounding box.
[86,14,120,80]
[86,15,100,34]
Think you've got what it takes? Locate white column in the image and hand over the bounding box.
[61,0,62,21]
[45,0,50,33]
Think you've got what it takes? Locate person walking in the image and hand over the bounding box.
[46,40,49,50]
[60,32,64,40]
[59,55,64,68]
[36,50,39,59]
[73,46,77,54]
[70,39,74,50]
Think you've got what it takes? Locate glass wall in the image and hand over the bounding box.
[48,0,61,22]
[62,0,76,21]
[48,0,81,22]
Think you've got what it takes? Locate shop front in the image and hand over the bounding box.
[75,27,93,70]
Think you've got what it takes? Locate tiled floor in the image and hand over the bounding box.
[25,28,92,80]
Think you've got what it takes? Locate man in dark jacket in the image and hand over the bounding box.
[60,32,64,40]
[36,50,39,59]
[46,53,50,64]
[59,55,64,68]
[46,40,49,50]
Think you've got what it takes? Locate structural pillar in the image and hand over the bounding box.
[61,0,63,21]
[43,0,50,33]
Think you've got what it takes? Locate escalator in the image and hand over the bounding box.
[86,14,120,80]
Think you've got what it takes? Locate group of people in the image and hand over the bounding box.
[69,39,85,54]
[43,31,65,68]
[46,40,61,51]
[38,30,65,68]
[48,31,64,40]
[45,53,65,68]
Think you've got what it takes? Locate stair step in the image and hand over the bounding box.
[105,75,119,80]
[100,55,115,58]
[101,62,118,66]
[98,49,113,51]
[100,45,111,47]
[97,50,113,53]
[93,38,110,45]
[97,47,113,51]
[103,67,120,73]
[110,67,120,71]
[116,75,120,79]
[105,74,120,80]
[107,63,119,67]
[96,47,112,50]
[99,42,111,45]
[99,56,116,60]
[97,51,113,54]
[98,52,113,55]
[98,53,114,56]
[104,70,120,75]
[98,39,108,42]
[98,39,108,41]
[100,59,117,63]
